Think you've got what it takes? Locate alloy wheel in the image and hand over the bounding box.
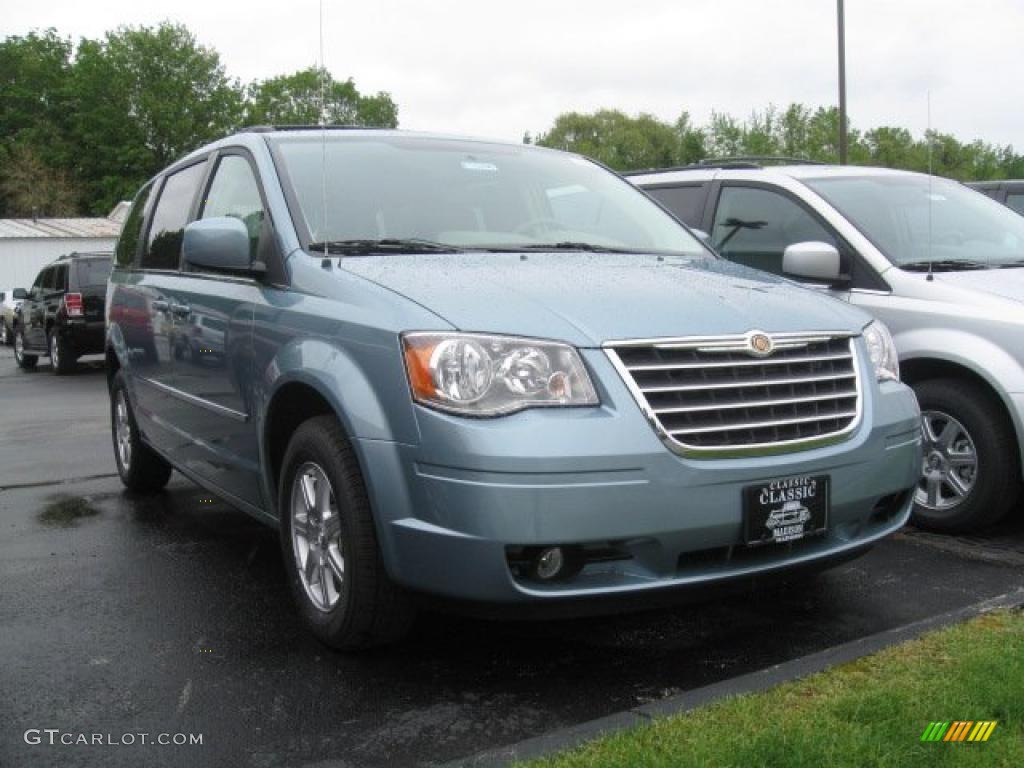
[290,462,345,612]
[50,334,59,369]
[915,409,978,511]
[14,330,24,362]
[114,390,133,471]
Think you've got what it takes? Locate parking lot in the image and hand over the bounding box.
[2,345,1024,768]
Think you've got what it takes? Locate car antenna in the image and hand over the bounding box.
[926,90,934,282]
[318,0,332,269]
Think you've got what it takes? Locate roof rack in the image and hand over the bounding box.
[57,251,112,260]
[705,156,824,167]
[240,124,383,134]
[624,156,823,176]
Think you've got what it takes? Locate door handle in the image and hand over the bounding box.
[151,300,169,312]
[170,303,191,318]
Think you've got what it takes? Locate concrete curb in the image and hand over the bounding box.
[444,588,1024,767]
[0,471,119,493]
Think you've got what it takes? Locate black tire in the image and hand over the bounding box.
[278,415,415,650]
[110,370,173,493]
[49,330,76,375]
[14,326,37,369]
[911,378,1019,532]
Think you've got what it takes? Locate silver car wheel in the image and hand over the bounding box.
[291,462,345,613]
[14,330,24,361]
[915,410,978,511]
[50,334,59,368]
[114,390,133,470]
[0,322,7,344]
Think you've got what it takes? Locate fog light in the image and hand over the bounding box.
[534,547,565,580]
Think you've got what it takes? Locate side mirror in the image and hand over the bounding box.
[183,217,260,274]
[13,288,27,300]
[782,241,844,283]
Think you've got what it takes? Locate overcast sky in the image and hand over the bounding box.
[6,0,1024,148]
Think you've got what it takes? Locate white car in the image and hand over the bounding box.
[630,161,1024,533]
[0,289,21,346]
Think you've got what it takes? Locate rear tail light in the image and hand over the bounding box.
[64,293,83,317]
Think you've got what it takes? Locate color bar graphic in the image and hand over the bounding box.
[922,721,997,742]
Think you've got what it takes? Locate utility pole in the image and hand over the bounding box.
[837,0,848,164]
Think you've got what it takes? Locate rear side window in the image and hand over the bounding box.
[143,161,208,271]
[41,267,57,292]
[200,154,265,260]
[75,258,113,288]
[53,264,68,292]
[116,182,155,268]
[645,184,708,226]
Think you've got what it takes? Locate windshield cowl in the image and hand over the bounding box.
[899,259,991,272]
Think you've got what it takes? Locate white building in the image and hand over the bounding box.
[0,205,126,290]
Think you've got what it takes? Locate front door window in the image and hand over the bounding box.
[712,186,838,276]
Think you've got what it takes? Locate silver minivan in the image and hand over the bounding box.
[630,163,1024,532]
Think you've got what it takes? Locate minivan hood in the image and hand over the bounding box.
[340,253,869,346]
[932,267,1024,304]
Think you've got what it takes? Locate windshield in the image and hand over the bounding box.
[806,174,1024,269]
[271,134,707,257]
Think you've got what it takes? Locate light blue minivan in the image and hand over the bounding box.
[106,128,921,648]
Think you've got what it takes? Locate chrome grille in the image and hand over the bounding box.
[605,332,863,456]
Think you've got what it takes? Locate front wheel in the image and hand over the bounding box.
[911,378,1019,532]
[110,370,172,493]
[14,327,37,369]
[278,415,415,650]
[0,320,9,346]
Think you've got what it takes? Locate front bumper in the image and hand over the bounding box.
[359,349,922,605]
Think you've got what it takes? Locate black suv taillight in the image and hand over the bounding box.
[64,292,84,317]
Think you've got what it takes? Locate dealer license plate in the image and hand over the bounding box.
[743,475,829,546]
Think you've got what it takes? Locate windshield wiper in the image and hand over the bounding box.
[307,238,466,255]
[900,259,991,272]
[716,217,767,249]
[513,241,645,254]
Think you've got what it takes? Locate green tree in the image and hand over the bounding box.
[0,30,77,215]
[70,22,244,214]
[863,126,916,169]
[673,112,706,165]
[742,105,781,157]
[0,143,79,217]
[706,111,744,158]
[244,67,398,128]
[536,109,679,171]
[778,104,811,158]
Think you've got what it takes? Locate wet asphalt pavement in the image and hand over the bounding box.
[2,346,1024,768]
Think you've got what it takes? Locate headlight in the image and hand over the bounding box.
[863,320,899,382]
[402,332,599,416]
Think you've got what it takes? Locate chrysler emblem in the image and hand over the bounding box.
[748,332,773,357]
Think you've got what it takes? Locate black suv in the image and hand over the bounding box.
[967,180,1024,216]
[13,252,112,374]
